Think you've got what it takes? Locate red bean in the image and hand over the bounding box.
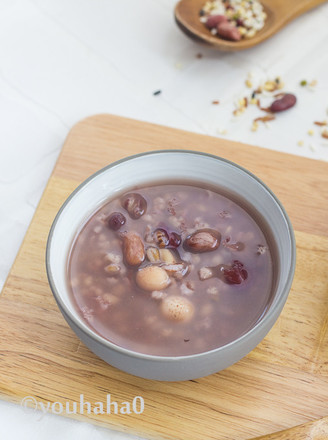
[217,22,241,41]
[184,229,221,253]
[270,94,296,113]
[107,212,126,231]
[121,193,147,219]
[168,232,182,249]
[205,14,228,29]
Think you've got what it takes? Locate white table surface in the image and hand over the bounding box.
[1,0,328,438]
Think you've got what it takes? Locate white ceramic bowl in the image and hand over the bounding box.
[46,150,296,381]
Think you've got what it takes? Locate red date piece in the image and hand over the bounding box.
[220,260,248,285]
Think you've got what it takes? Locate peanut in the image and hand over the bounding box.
[161,296,194,322]
[121,231,145,266]
[136,266,170,291]
[217,22,241,41]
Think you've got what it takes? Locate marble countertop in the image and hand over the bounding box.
[1,0,328,438]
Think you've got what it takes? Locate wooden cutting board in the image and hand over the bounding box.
[1,114,328,440]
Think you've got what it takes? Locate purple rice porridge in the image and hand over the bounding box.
[67,182,274,356]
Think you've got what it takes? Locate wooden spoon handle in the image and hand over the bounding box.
[271,0,328,17]
[252,416,328,440]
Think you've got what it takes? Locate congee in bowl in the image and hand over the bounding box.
[47,150,295,380]
[68,182,274,357]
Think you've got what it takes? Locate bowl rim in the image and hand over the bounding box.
[46,149,296,362]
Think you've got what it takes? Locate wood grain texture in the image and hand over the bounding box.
[175,0,327,51]
[254,417,328,439]
[1,114,328,440]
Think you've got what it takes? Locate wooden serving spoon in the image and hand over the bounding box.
[251,416,328,440]
[175,0,327,51]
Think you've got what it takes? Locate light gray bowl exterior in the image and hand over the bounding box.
[46,150,296,381]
